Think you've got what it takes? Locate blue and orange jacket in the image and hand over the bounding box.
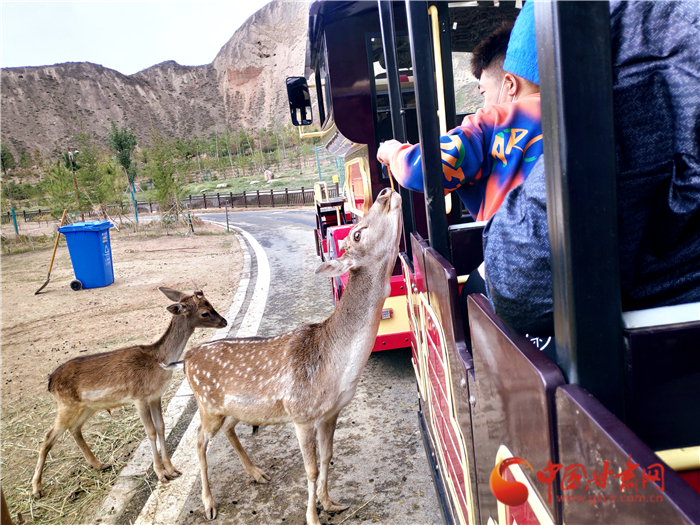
[385,92,542,221]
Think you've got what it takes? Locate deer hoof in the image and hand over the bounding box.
[166,468,182,479]
[32,486,43,499]
[98,462,111,471]
[204,503,218,520]
[249,466,270,483]
[324,500,349,513]
[155,471,170,483]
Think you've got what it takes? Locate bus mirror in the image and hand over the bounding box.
[286,77,313,126]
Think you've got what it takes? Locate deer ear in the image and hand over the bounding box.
[159,287,185,302]
[315,256,353,277]
[166,303,186,315]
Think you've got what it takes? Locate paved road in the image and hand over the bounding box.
[125,209,441,525]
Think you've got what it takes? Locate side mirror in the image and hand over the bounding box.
[286,77,313,126]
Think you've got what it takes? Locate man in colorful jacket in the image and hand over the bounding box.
[377,1,541,222]
[484,1,700,336]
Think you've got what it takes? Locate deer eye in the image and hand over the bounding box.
[353,231,361,242]
[201,312,210,317]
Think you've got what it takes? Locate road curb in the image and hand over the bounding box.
[93,226,253,525]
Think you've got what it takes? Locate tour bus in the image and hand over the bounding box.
[286,1,700,524]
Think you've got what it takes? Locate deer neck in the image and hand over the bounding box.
[324,262,391,365]
[154,315,195,363]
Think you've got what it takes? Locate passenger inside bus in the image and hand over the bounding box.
[376,0,541,224]
[483,1,700,337]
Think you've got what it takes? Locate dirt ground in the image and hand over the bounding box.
[0,218,242,524]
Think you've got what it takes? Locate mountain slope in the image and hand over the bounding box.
[0,1,308,158]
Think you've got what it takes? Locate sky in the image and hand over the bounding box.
[1,1,279,76]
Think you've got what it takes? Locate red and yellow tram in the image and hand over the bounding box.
[287,1,700,524]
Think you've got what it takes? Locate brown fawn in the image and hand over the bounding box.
[31,287,227,499]
[174,188,403,524]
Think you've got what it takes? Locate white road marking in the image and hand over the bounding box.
[94,222,265,525]
[129,220,270,525]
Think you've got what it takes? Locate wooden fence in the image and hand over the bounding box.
[2,185,341,224]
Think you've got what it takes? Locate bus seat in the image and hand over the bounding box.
[467,293,565,524]
[448,221,486,278]
[557,384,700,524]
[622,303,700,451]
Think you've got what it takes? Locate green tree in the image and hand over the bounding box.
[144,131,181,215]
[45,160,80,217]
[1,143,16,177]
[19,149,32,169]
[107,121,138,187]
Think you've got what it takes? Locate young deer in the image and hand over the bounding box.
[179,188,402,524]
[31,287,226,499]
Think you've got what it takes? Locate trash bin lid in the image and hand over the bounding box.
[58,220,114,233]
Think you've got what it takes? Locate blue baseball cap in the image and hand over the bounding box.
[502,1,539,85]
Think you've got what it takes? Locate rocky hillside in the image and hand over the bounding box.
[0,1,308,158]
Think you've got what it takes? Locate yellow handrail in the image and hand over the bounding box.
[428,5,452,215]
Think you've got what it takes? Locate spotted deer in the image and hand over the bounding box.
[177,188,403,525]
[31,287,227,499]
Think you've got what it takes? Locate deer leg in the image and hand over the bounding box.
[222,418,270,483]
[149,399,181,478]
[198,412,225,520]
[317,412,348,513]
[31,405,78,498]
[294,421,321,525]
[69,407,109,471]
[135,400,169,483]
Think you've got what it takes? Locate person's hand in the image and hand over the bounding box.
[377,139,402,166]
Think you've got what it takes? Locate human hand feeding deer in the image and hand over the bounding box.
[175,188,403,525]
[31,287,226,499]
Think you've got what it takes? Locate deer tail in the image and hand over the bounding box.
[160,361,184,371]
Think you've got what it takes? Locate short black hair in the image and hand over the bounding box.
[470,21,514,79]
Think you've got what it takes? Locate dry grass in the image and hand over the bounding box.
[1,215,242,523]
[1,372,185,525]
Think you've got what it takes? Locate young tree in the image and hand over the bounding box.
[1,143,16,177]
[144,131,181,216]
[46,160,80,218]
[107,121,138,190]
[19,149,33,170]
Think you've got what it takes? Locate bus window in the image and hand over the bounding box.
[368,34,418,147]
[448,3,520,116]
[317,35,332,128]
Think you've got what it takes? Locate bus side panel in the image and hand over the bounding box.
[468,294,565,525]
[424,247,480,525]
[557,385,700,525]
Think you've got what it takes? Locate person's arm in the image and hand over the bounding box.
[377,109,496,194]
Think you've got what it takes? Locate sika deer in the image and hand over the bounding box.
[180,188,402,524]
[31,287,226,499]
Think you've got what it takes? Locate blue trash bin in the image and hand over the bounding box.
[58,221,115,290]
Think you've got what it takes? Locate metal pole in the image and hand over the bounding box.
[536,1,624,418]
[225,202,230,233]
[131,192,139,225]
[315,146,322,181]
[11,208,18,236]
[380,0,415,260]
[405,1,448,259]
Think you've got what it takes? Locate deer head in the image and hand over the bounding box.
[315,188,402,283]
[158,287,227,329]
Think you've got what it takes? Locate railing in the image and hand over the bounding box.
[1,186,341,224]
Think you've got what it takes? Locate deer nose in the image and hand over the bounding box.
[219,318,228,328]
[378,187,391,198]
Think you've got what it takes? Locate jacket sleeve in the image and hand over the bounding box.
[482,155,554,336]
[387,110,493,194]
